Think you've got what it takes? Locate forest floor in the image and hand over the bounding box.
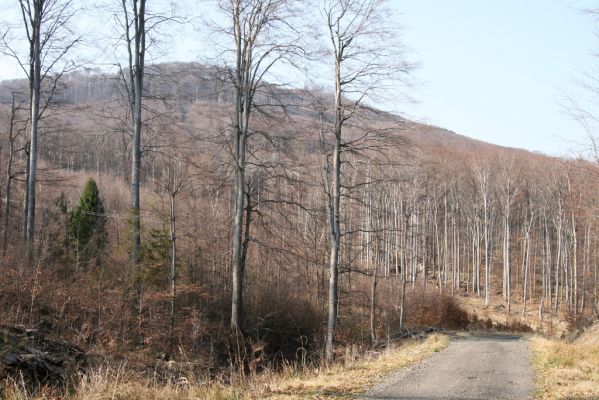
[6,326,599,399]
[2,334,449,400]
[363,333,534,400]
[458,295,569,337]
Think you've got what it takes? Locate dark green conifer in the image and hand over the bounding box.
[69,178,106,264]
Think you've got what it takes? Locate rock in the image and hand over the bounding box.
[0,325,86,388]
[3,352,17,365]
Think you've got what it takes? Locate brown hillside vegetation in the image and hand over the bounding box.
[532,323,599,399]
[0,60,597,397]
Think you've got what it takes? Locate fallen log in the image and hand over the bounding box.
[0,325,85,388]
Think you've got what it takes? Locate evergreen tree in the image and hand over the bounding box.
[69,178,107,265]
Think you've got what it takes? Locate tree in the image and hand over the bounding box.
[2,93,26,256]
[471,159,494,305]
[213,0,302,332]
[158,153,187,359]
[118,0,147,274]
[1,0,80,255]
[320,0,411,361]
[69,178,106,267]
[496,154,520,315]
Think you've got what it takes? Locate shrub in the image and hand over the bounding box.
[403,290,471,330]
[245,291,323,366]
[69,178,106,266]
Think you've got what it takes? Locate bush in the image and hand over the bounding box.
[469,314,533,333]
[403,290,471,330]
[245,291,323,366]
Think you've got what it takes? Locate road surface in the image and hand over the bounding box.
[363,334,534,400]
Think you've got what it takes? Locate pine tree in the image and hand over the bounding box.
[69,178,106,265]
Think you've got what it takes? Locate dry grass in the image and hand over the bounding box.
[3,365,245,400]
[531,323,599,399]
[458,295,568,337]
[1,334,448,400]
[259,334,448,399]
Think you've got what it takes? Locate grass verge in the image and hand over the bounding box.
[258,333,448,399]
[2,334,448,400]
[531,324,599,400]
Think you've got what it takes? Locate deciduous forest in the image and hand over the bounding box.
[0,0,598,399]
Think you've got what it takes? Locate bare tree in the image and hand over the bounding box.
[2,0,80,255]
[212,0,302,332]
[319,0,411,361]
[2,93,26,256]
[471,159,493,305]
[117,0,147,273]
[156,153,187,359]
[496,154,520,315]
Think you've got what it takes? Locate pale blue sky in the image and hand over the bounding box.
[395,0,599,155]
[1,0,598,156]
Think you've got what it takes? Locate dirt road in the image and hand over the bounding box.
[363,334,534,400]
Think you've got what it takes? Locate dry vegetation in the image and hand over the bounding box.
[0,77,594,396]
[459,296,568,337]
[532,324,599,399]
[1,335,448,400]
[0,1,598,397]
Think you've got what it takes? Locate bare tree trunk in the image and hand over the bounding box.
[484,196,490,305]
[222,0,294,333]
[369,263,378,345]
[572,212,578,315]
[230,130,246,331]
[126,0,146,277]
[3,95,19,256]
[506,215,511,316]
[443,193,448,291]
[325,120,341,362]
[476,221,480,295]
[522,217,532,317]
[582,224,590,314]
[25,2,42,255]
[23,143,30,240]
[399,270,407,332]
[594,236,598,316]
[554,218,562,315]
[320,0,410,361]
[168,192,177,358]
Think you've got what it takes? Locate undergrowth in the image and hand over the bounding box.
[2,335,449,400]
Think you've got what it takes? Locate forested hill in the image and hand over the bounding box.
[3,0,599,396]
[1,59,596,396]
[0,61,507,177]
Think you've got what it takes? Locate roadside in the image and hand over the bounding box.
[363,333,534,400]
[257,333,448,399]
[458,295,569,337]
[2,334,448,400]
[532,323,599,399]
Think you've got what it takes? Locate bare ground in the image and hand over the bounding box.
[363,334,534,400]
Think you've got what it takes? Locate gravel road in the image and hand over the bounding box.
[363,334,534,400]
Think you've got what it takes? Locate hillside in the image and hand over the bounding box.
[0,62,509,169]
[0,61,597,399]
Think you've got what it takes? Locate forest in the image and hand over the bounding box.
[0,0,598,399]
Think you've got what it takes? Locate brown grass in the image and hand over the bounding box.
[261,334,448,399]
[532,323,599,399]
[458,295,567,336]
[1,334,448,400]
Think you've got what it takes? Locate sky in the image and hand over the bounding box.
[395,0,599,156]
[0,0,598,156]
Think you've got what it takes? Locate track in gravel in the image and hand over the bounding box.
[363,334,534,400]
